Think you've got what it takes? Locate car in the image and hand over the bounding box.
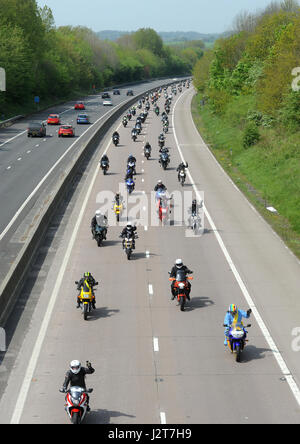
[113,89,120,95]
[101,92,110,99]
[103,99,113,106]
[74,102,85,110]
[47,114,60,125]
[27,122,46,137]
[77,114,90,124]
[58,125,75,137]
[127,90,134,96]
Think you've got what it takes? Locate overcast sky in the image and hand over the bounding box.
[37,0,277,34]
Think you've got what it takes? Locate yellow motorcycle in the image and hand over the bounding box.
[113,202,123,222]
[75,280,98,320]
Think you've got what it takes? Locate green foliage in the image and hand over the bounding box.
[242,122,261,148]
[0,5,202,115]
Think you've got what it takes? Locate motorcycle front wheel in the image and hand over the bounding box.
[179,296,185,311]
[71,411,81,424]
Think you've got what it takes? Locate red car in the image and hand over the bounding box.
[47,114,60,125]
[75,102,85,110]
[58,125,75,137]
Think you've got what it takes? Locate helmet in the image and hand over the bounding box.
[192,199,197,205]
[175,259,183,268]
[126,222,132,228]
[157,180,162,185]
[229,304,238,315]
[84,272,91,278]
[70,360,81,375]
[95,210,101,216]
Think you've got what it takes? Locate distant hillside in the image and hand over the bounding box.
[96,30,229,44]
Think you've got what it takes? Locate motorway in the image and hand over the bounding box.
[0,79,173,239]
[1,84,300,424]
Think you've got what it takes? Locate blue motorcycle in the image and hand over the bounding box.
[224,323,251,362]
[126,178,135,194]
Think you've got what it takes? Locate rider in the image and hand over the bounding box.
[144,141,152,152]
[91,210,108,240]
[120,222,137,249]
[76,272,98,309]
[177,162,188,181]
[60,360,95,411]
[113,192,124,206]
[224,304,252,346]
[100,154,109,166]
[112,131,120,140]
[154,180,167,192]
[169,259,193,300]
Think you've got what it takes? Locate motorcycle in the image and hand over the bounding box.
[93,225,106,247]
[127,160,136,175]
[189,214,202,234]
[158,197,170,225]
[144,146,151,160]
[122,118,128,128]
[75,281,98,320]
[113,201,123,222]
[132,132,137,142]
[169,270,193,311]
[224,323,251,362]
[100,160,109,175]
[126,177,135,194]
[163,125,168,134]
[158,138,165,149]
[123,237,135,260]
[60,386,93,424]
[159,152,170,170]
[112,135,119,147]
[179,169,186,186]
[155,107,160,116]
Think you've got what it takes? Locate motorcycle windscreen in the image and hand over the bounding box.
[175,270,187,281]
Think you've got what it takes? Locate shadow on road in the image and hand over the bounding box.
[86,408,135,424]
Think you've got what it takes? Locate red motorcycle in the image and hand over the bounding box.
[60,386,93,424]
[169,270,193,311]
[157,196,172,225]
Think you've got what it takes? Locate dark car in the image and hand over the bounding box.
[102,92,110,99]
[27,122,46,137]
[113,89,120,95]
[127,90,134,96]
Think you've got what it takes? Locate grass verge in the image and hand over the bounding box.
[191,93,300,260]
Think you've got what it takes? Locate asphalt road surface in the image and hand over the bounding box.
[1,83,300,424]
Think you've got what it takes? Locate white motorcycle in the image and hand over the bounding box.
[60,386,93,424]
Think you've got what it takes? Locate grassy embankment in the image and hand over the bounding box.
[191,93,300,259]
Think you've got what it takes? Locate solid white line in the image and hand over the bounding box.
[172,90,300,407]
[160,412,167,424]
[0,99,128,242]
[153,337,159,352]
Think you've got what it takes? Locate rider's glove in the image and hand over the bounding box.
[247,309,252,317]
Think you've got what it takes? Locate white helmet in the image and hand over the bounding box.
[95,210,102,217]
[175,259,183,268]
[70,360,81,375]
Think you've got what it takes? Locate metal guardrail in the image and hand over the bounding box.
[0,115,23,128]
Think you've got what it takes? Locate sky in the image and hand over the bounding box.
[36,0,277,34]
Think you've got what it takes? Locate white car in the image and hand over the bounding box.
[103,99,113,106]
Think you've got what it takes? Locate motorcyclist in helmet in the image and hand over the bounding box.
[60,360,95,411]
[224,304,252,346]
[177,162,188,181]
[76,272,98,309]
[112,131,120,140]
[100,154,109,164]
[154,180,167,192]
[169,259,193,300]
[91,210,108,240]
[120,222,137,249]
